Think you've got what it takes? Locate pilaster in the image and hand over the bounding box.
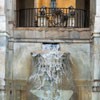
[0,0,9,99]
[0,33,9,100]
[92,1,100,99]
[92,33,100,100]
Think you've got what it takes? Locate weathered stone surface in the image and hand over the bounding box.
[45,30,69,38]
[0,16,6,31]
[92,34,100,80]
[9,41,92,100]
[14,28,91,39]
[35,30,45,38]
[70,31,80,39]
[0,35,8,100]
[25,31,36,38]
[0,36,7,85]
[13,43,41,80]
[0,0,5,15]
[12,42,91,81]
[60,43,91,80]
[1,0,100,99]
[14,30,25,38]
[94,17,100,32]
[80,31,91,39]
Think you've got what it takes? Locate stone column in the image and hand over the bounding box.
[92,0,100,99]
[0,34,9,100]
[0,0,6,31]
[94,0,100,32]
[92,33,100,100]
[0,0,9,100]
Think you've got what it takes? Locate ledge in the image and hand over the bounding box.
[9,38,91,43]
[14,27,90,32]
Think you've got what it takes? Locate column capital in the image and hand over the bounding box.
[91,32,100,39]
[0,32,9,37]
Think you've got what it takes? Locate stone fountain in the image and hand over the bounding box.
[29,44,74,100]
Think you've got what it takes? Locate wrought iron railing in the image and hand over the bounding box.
[16,8,89,28]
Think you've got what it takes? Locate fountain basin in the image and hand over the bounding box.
[30,90,73,100]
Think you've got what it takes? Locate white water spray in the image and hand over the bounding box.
[29,44,74,100]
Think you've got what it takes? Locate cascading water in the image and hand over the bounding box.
[29,44,74,100]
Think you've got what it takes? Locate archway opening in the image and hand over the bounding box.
[16,0,90,28]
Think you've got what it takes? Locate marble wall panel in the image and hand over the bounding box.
[13,43,41,80]
[14,28,91,39]
[0,16,6,31]
[12,42,91,81]
[0,0,5,15]
[0,36,8,100]
[0,36,7,86]
[60,43,91,80]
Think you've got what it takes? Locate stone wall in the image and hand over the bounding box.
[7,38,92,100]
[1,0,100,99]
[11,42,91,80]
[14,28,91,39]
[4,27,92,100]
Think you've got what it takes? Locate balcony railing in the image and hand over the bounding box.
[16,7,89,28]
